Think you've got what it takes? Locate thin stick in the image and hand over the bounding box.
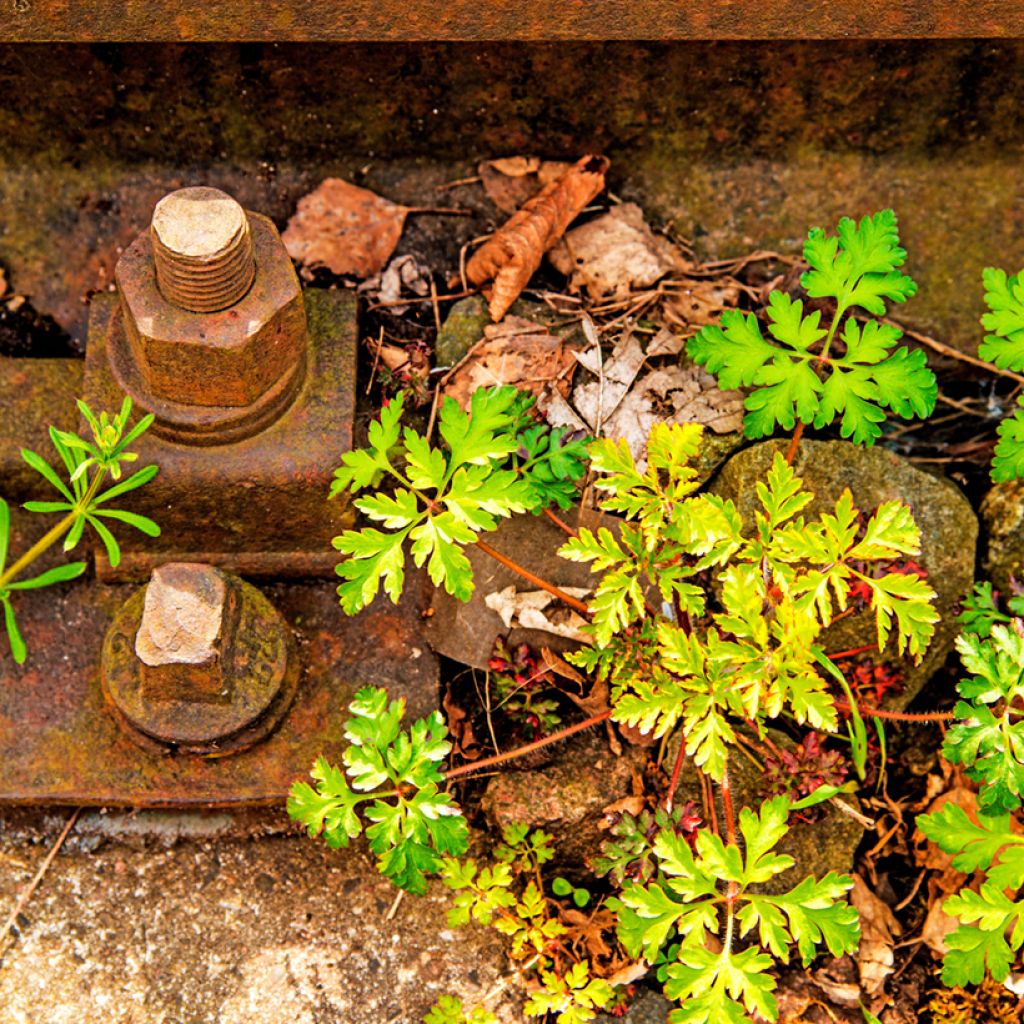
[404,206,473,217]
[429,279,442,334]
[445,709,612,782]
[474,537,591,616]
[1,807,80,947]
[367,289,474,311]
[435,175,482,192]
[883,317,1024,386]
[385,888,405,921]
[366,326,385,395]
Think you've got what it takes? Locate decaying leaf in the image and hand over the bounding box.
[541,326,744,465]
[850,874,901,996]
[283,178,409,279]
[548,202,682,301]
[364,253,431,314]
[464,155,610,321]
[443,686,483,761]
[442,315,582,410]
[484,585,591,642]
[662,277,743,333]
[479,156,572,214]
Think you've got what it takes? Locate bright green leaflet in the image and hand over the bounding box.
[688,210,935,444]
[288,686,468,895]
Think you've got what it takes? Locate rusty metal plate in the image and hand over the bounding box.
[2,1,1022,41]
[0,511,439,806]
[84,288,356,580]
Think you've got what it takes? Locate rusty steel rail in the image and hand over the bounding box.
[3,0,1024,42]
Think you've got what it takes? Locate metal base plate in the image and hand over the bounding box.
[0,512,438,807]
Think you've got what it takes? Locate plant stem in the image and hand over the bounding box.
[474,537,591,616]
[664,737,688,813]
[542,507,577,538]
[720,759,737,847]
[784,422,805,465]
[826,644,878,661]
[0,470,105,588]
[445,709,612,782]
[834,701,952,723]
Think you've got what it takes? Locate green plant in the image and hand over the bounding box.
[689,209,935,446]
[0,397,159,663]
[329,387,588,613]
[441,824,615,1024]
[977,267,1024,480]
[288,686,468,894]
[611,796,859,1023]
[423,995,498,1024]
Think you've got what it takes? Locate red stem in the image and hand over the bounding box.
[785,422,805,465]
[721,760,737,846]
[474,536,591,616]
[826,644,878,661]
[834,700,952,723]
[542,507,577,538]
[664,738,688,813]
[444,709,612,782]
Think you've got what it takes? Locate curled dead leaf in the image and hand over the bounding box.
[662,277,743,333]
[283,178,409,280]
[442,315,582,411]
[484,585,591,643]
[464,155,610,321]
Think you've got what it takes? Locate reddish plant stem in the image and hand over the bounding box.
[826,644,878,661]
[444,709,612,782]
[785,422,805,465]
[720,760,738,847]
[834,700,952,723]
[542,507,577,538]
[474,537,591,616]
[664,738,688,813]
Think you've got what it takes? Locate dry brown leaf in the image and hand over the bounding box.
[920,895,963,956]
[571,329,647,432]
[601,795,646,819]
[663,277,743,333]
[479,157,572,214]
[850,873,901,996]
[548,202,682,301]
[483,585,590,642]
[283,178,408,280]
[539,646,585,688]
[442,687,483,761]
[442,315,582,410]
[464,154,610,321]
[561,905,615,961]
[367,337,409,373]
[646,328,686,357]
[0,267,7,297]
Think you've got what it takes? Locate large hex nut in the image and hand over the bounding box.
[114,211,307,426]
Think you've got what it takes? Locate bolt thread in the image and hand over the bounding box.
[150,187,257,313]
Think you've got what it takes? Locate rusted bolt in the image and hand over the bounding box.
[111,186,307,445]
[150,188,257,313]
[101,563,300,754]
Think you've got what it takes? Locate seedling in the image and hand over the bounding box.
[0,397,159,663]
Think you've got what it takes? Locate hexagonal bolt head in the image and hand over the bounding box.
[115,187,307,412]
[135,563,234,704]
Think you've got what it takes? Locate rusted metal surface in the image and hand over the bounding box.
[83,288,355,580]
[102,565,301,754]
[0,510,439,806]
[117,199,307,442]
[0,357,81,499]
[2,1,1022,41]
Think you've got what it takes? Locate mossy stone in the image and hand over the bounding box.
[981,478,1024,595]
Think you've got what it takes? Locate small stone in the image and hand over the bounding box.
[135,563,227,667]
[596,988,673,1024]
[481,731,645,869]
[981,477,1024,594]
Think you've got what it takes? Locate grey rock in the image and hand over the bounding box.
[596,987,673,1023]
[710,439,977,708]
[481,731,646,870]
[982,477,1024,594]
